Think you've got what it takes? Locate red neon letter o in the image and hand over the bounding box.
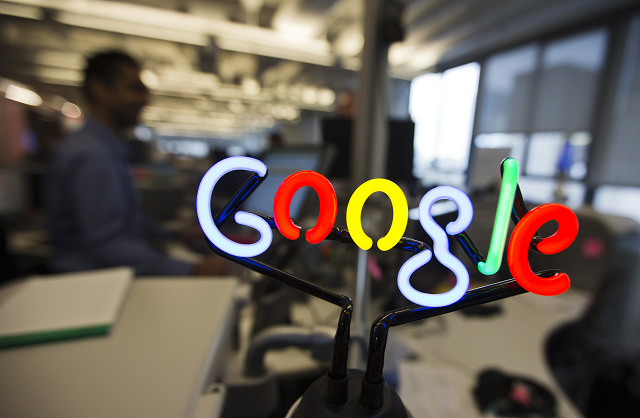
[507,203,579,296]
[273,171,337,244]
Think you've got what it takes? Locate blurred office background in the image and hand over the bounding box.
[1,0,640,417]
[2,0,640,283]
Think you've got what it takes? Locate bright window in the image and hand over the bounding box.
[409,62,481,187]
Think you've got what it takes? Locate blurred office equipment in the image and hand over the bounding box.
[386,120,416,183]
[0,222,17,284]
[394,291,589,418]
[529,210,640,293]
[235,145,335,337]
[320,118,352,179]
[547,232,640,417]
[242,146,326,219]
[222,325,335,418]
[321,118,416,182]
[473,369,557,417]
[139,185,184,221]
[0,277,238,418]
[0,170,49,281]
[0,171,28,215]
[467,148,512,194]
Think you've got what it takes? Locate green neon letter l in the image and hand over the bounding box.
[477,158,519,275]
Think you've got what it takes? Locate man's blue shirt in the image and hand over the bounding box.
[46,118,192,276]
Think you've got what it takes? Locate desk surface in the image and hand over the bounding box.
[394,290,590,418]
[0,278,237,418]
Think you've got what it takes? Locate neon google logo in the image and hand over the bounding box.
[197,157,579,308]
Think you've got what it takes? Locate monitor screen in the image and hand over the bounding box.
[242,147,323,219]
[467,147,512,192]
[321,118,415,181]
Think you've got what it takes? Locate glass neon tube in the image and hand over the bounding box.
[508,203,579,296]
[477,158,519,275]
[273,171,337,244]
[397,186,474,307]
[346,179,408,251]
[196,157,273,258]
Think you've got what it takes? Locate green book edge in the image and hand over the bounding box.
[0,324,111,349]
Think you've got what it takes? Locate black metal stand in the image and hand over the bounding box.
[289,369,408,418]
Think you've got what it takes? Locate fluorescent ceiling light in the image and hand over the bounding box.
[388,42,414,67]
[288,85,302,101]
[272,15,323,40]
[0,2,43,20]
[55,11,208,45]
[34,51,84,70]
[61,102,82,118]
[270,104,299,121]
[407,43,449,70]
[318,88,336,106]
[227,100,245,114]
[241,78,261,96]
[13,0,335,66]
[33,67,83,86]
[150,81,272,103]
[167,115,238,128]
[214,19,330,55]
[140,70,159,89]
[334,28,364,57]
[340,56,362,71]
[5,84,42,106]
[133,125,153,141]
[302,87,318,104]
[152,122,238,134]
[275,84,289,99]
[216,37,334,67]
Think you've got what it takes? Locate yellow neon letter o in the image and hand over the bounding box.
[346,179,408,251]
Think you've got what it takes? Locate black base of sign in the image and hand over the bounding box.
[290,369,409,418]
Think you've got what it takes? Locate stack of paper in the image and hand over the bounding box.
[0,267,133,348]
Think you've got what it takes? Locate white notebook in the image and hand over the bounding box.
[0,267,133,348]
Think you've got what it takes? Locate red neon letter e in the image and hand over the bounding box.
[507,203,579,296]
[273,171,337,244]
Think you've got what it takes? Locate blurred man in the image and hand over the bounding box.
[46,51,224,276]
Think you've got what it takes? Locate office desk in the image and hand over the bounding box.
[0,278,238,418]
[394,290,590,418]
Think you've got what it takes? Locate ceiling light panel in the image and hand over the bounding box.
[0,1,43,20]
[55,12,208,45]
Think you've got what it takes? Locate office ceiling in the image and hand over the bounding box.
[3,0,637,75]
[0,0,638,138]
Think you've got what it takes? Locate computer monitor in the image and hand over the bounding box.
[321,118,351,179]
[242,146,324,220]
[321,118,416,181]
[387,120,416,182]
[466,147,512,193]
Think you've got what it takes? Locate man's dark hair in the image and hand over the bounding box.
[82,51,140,103]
